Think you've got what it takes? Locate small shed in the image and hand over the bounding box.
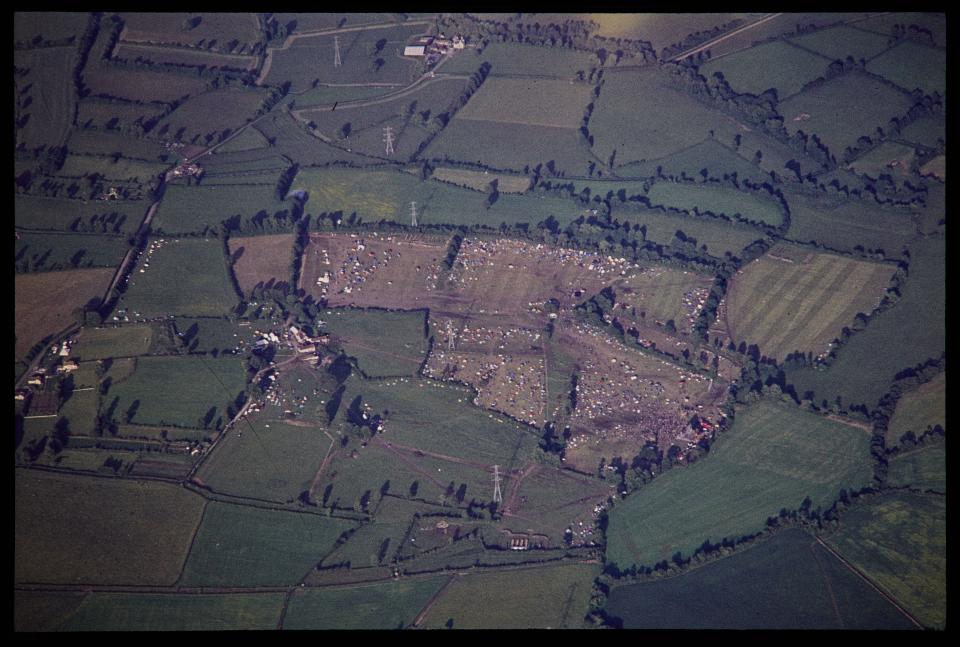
[404,45,426,57]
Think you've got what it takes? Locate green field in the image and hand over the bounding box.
[14,590,89,632]
[60,592,285,631]
[431,167,532,193]
[75,98,165,132]
[323,308,428,376]
[421,562,599,629]
[614,266,715,335]
[67,129,172,162]
[726,249,894,361]
[59,153,168,184]
[865,40,945,96]
[886,444,945,493]
[590,67,740,166]
[898,115,945,149]
[106,354,248,429]
[605,528,917,629]
[119,12,262,53]
[456,77,591,129]
[606,400,873,569]
[619,138,770,182]
[83,63,211,104]
[15,469,205,585]
[264,23,423,92]
[15,11,89,46]
[284,576,448,629]
[584,12,756,52]
[15,232,129,273]
[178,502,357,587]
[886,372,945,445]
[14,46,77,149]
[293,166,583,228]
[699,39,829,100]
[619,206,764,259]
[788,25,893,61]
[171,316,251,353]
[848,141,916,180]
[784,189,917,254]
[154,87,273,145]
[825,491,945,629]
[853,12,946,46]
[213,125,273,154]
[272,12,395,34]
[153,179,291,235]
[119,238,239,317]
[786,235,944,412]
[71,323,171,360]
[779,73,913,155]
[440,41,597,77]
[290,84,396,108]
[646,182,783,227]
[199,170,282,186]
[58,389,100,436]
[248,110,380,167]
[114,42,257,72]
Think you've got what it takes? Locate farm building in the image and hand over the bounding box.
[404,45,426,57]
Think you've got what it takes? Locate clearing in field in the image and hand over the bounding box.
[324,308,429,377]
[420,562,599,629]
[605,400,873,570]
[15,268,113,359]
[60,592,285,631]
[284,576,448,630]
[119,237,239,317]
[725,246,895,362]
[699,39,829,100]
[605,528,918,629]
[886,373,945,446]
[456,77,591,129]
[788,24,893,61]
[778,72,913,156]
[866,40,945,97]
[228,233,295,294]
[178,501,357,587]
[825,490,945,629]
[15,469,205,585]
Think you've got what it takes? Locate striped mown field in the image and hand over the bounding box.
[725,248,894,361]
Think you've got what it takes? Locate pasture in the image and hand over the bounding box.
[886,373,945,445]
[229,233,295,294]
[14,591,89,632]
[75,98,165,132]
[456,78,591,129]
[605,400,873,570]
[58,389,100,436]
[290,84,396,108]
[67,129,171,162]
[646,182,783,227]
[200,170,282,186]
[14,46,76,150]
[778,73,913,155]
[785,235,944,412]
[15,469,205,585]
[15,268,113,359]
[825,490,945,629]
[171,316,252,354]
[283,575,448,629]
[620,138,769,182]
[887,444,945,493]
[853,12,946,47]
[788,24,893,61]
[590,67,740,166]
[271,13,395,34]
[82,65,210,103]
[61,592,284,631]
[605,528,917,629]
[119,238,239,317]
[898,114,945,148]
[154,87,273,145]
[431,167,531,193]
[118,12,262,53]
[249,110,380,166]
[585,12,756,52]
[725,248,894,361]
[421,562,599,629]
[213,124,272,153]
[440,42,596,77]
[699,39,829,100]
[866,40,945,96]
[178,501,357,586]
[16,232,129,273]
[784,189,917,254]
[72,324,154,359]
[848,141,916,180]
[263,23,423,92]
[114,42,258,71]
[58,154,167,184]
[15,11,89,46]
[106,354,248,429]
[323,308,428,377]
[619,205,764,259]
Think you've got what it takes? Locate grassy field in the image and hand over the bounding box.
[118,12,262,53]
[590,67,740,166]
[228,233,295,294]
[15,469,205,585]
[154,87,273,145]
[213,124,272,153]
[456,77,591,129]
[613,266,716,336]
[784,189,917,254]
[421,562,599,629]
[292,166,583,228]
[14,590,89,632]
[825,490,946,629]
[106,354,248,429]
[119,238,239,317]
[699,39,829,100]
[848,141,916,180]
[886,373,945,445]
[114,42,258,71]
[886,444,945,493]
[72,323,169,360]
[15,11,89,45]
[201,153,292,174]
[779,73,913,155]
[323,308,428,377]
[67,129,172,162]
[606,400,873,570]
[178,501,357,587]
[58,154,168,184]
[58,389,101,436]
[646,182,783,226]
[15,268,113,359]
[618,206,764,259]
[897,115,945,148]
[199,171,282,186]
[283,576,449,629]
[788,24,893,61]
[785,235,944,412]
[60,592,285,631]
[272,12,395,34]
[424,118,596,177]
[14,46,77,150]
[171,316,251,354]
[82,64,211,103]
[865,40,945,96]
[75,98,165,132]
[16,232,129,273]
[853,12,946,46]
[725,248,894,361]
[440,42,597,77]
[248,110,380,167]
[620,138,770,182]
[290,84,397,108]
[431,167,531,193]
[586,12,756,52]
[605,528,917,629]
[264,23,423,92]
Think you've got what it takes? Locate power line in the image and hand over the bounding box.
[333,36,342,67]
[383,126,394,155]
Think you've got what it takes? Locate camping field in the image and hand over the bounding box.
[228,233,295,294]
[605,400,873,570]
